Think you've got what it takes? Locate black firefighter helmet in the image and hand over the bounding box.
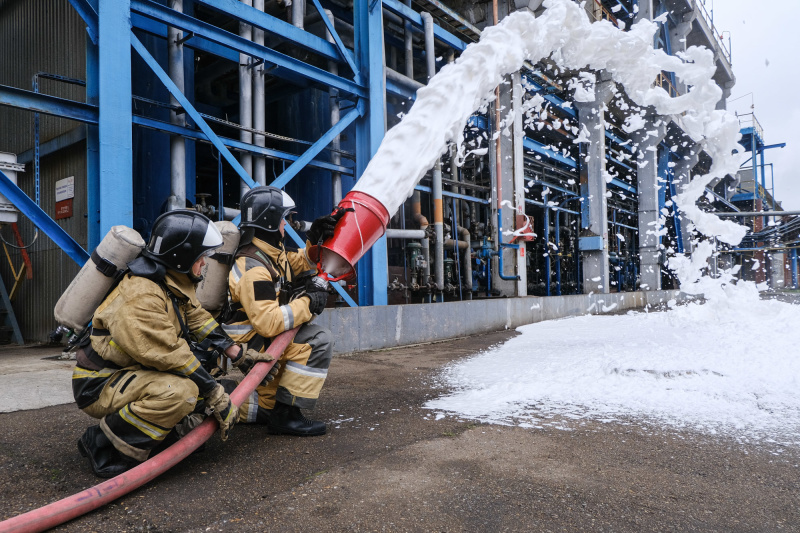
[239,185,296,233]
[143,210,223,273]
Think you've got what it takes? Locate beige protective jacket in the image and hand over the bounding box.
[225,237,317,343]
[90,271,226,377]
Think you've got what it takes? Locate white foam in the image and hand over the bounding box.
[352,0,747,253]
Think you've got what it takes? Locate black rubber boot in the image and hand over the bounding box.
[77,425,139,478]
[262,403,326,436]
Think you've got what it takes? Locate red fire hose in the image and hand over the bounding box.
[0,327,298,533]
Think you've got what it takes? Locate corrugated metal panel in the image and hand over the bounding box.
[0,0,88,342]
[0,140,87,343]
[0,0,87,155]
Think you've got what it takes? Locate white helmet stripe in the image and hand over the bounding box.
[281,190,296,211]
[202,220,224,247]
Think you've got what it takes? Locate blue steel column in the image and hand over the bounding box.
[86,22,100,250]
[792,248,798,289]
[354,0,388,306]
[98,0,133,234]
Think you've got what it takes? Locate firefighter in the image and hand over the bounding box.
[72,210,274,478]
[224,186,345,436]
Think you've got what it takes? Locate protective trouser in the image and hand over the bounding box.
[237,323,333,422]
[79,368,200,461]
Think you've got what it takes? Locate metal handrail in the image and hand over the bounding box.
[585,0,619,25]
[656,72,680,97]
[696,0,732,64]
[737,112,764,141]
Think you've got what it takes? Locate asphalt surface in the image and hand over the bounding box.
[1,330,799,532]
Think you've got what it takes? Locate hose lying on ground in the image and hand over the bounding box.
[0,327,299,533]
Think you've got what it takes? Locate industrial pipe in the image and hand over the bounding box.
[385,67,424,92]
[253,0,267,185]
[458,225,472,299]
[168,0,187,211]
[489,0,518,283]
[325,9,343,204]
[444,237,469,250]
[0,328,298,533]
[412,191,431,295]
[554,196,582,295]
[403,0,414,80]
[422,12,444,298]
[291,0,305,28]
[238,0,253,198]
[387,228,426,239]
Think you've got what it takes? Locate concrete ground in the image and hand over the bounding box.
[0,331,799,532]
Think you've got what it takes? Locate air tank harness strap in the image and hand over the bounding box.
[168,292,225,376]
[91,250,121,278]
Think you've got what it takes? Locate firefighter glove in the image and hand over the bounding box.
[205,383,239,441]
[305,291,327,316]
[233,344,280,381]
[306,207,353,245]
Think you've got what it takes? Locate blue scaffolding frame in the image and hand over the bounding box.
[0,0,482,308]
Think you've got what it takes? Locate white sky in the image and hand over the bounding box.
[713,1,800,210]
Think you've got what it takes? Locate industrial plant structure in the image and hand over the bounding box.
[0,0,792,345]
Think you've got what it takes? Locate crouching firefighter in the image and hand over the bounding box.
[224,185,346,436]
[71,210,276,478]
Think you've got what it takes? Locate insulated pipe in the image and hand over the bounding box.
[325,9,342,204]
[403,0,414,80]
[422,12,444,297]
[411,191,431,290]
[291,0,305,28]
[432,162,445,295]
[387,228,426,239]
[385,67,424,92]
[168,0,186,211]
[252,0,267,186]
[459,225,472,299]
[0,328,298,533]
[238,0,253,198]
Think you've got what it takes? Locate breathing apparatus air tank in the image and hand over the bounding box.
[196,221,240,313]
[54,225,145,332]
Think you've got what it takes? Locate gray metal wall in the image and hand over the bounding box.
[0,141,86,341]
[317,290,690,355]
[0,0,87,154]
[0,0,88,342]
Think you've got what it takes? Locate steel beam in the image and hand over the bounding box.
[0,85,98,124]
[523,137,577,169]
[131,33,257,190]
[131,115,352,175]
[86,28,101,250]
[354,0,388,306]
[67,0,99,44]
[270,106,361,189]
[194,0,340,62]
[131,0,366,98]
[309,0,359,78]
[0,170,89,266]
[130,14,314,91]
[382,0,467,52]
[99,0,134,233]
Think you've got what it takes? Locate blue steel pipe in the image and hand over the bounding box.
[792,249,798,289]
